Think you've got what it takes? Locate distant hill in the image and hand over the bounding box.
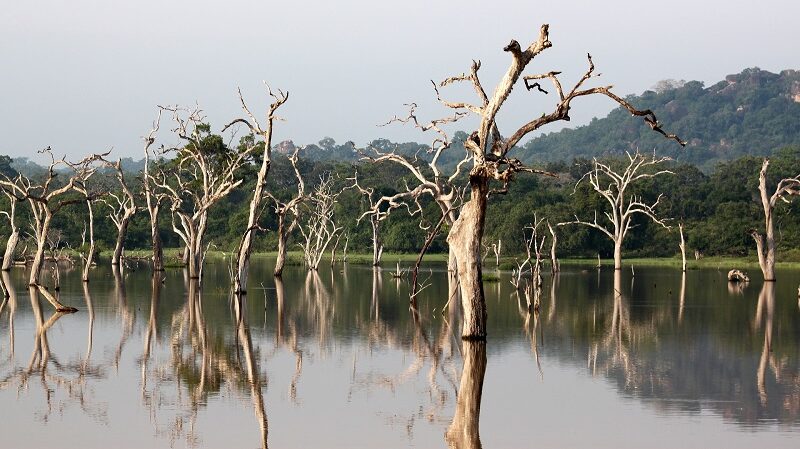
[520,68,800,171]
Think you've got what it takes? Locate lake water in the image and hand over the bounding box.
[1,258,799,448]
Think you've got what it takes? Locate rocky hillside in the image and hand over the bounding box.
[521,68,800,171]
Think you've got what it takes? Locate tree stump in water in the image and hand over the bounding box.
[727,269,749,283]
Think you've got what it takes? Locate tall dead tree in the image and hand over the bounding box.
[424,25,682,338]
[155,105,249,279]
[750,158,800,282]
[68,153,106,282]
[142,111,167,273]
[102,158,138,266]
[269,148,305,277]
[1,177,21,271]
[223,85,289,293]
[562,152,674,271]
[298,173,343,271]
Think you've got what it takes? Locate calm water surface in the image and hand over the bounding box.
[1,258,799,448]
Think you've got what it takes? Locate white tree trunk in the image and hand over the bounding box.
[29,213,52,286]
[111,217,131,266]
[371,218,383,267]
[447,181,488,339]
[613,240,623,271]
[2,230,19,271]
[679,223,687,273]
[82,199,95,282]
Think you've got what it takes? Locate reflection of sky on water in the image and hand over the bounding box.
[0,260,798,448]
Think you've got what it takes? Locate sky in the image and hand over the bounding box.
[1,0,797,162]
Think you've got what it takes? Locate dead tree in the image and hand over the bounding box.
[0,149,86,287]
[350,170,414,267]
[155,105,249,279]
[298,173,343,271]
[678,222,687,273]
[361,104,472,274]
[1,178,21,270]
[268,148,305,277]
[142,111,167,273]
[750,158,800,282]
[101,158,138,266]
[68,154,106,282]
[562,151,674,271]
[547,222,560,273]
[223,84,289,292]
[420,25,682,338]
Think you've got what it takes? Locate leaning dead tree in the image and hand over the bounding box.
[269,148,305,277]
[102,158,138,266]
[750,158,800,282]
[223,84,289,293]
[426,24,683,338]
[154,105,249,279]
[142,110,167,272]
[298,173,343,271]
[562,151,674,271]
[1,176,21,270]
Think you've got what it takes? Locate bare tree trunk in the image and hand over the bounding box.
[234,158,269,292]
[2,229,19,271]
[150,216,164,272]
[229,87,288,295]
[112,217,130,266]
[82,199,95,282]
[547,222,559,274]
[678,222,687,273]
[274,213,289,277]
[447,180,488,339]
[613,239,623,271]
[29,213,53,286]
[2,199,19,271]
[445,340,486,449]
[371,218,383,267]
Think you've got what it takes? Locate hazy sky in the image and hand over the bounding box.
[1,0,797,161]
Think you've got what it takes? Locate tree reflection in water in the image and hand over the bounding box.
[1,262,800,447]
[445,339,486,449]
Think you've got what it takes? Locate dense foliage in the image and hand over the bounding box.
[1,146,799,262]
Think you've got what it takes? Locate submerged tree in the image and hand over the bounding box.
[750,158,800,282]
[154,105,250,279]
[361,104,471,274]
[563,151,674,270]
[269,147,305,277]
[422,24,682,338]
[1,176,21,271]
[298,173,343,271]
[102,158,138,267]
[224,85,289,293]
[142,111,168,273]
[0,149,88,287]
